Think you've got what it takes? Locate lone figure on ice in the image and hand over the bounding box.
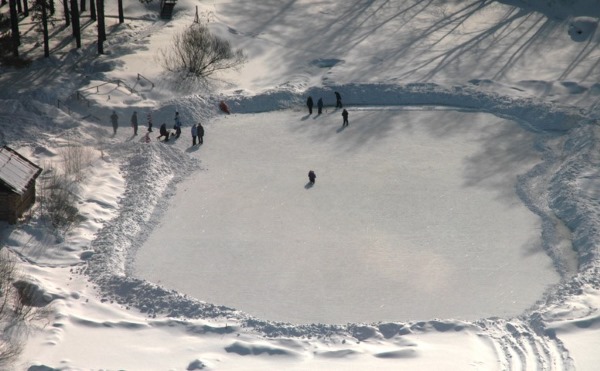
[131,111,138,136]
[110,111,118,135]
[308,170,316,184]
[306,96,314,115]
[341,109,349,127]
[147,111,153,132]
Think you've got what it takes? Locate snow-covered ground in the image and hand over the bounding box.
[1,0,600,370]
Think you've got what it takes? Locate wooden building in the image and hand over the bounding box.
[0,146,42,224]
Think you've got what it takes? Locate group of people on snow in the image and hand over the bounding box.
[304,91,351,185]
[306,91,349,127]
[110,110,204,146]
[307,96,325,115]
[191,122,204,145]
[111,92,350,186]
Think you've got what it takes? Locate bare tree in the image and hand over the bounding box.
[62,0,69,27]
[96,0,104,54]
[41,0,48,56]
[160,23,246,78]
[30,0,55,57]
[0,339,23,371]
[69,0,80,48]
[89,0,96,20]
[9,0,19,57]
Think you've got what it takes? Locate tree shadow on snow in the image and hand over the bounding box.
[222,0,588,86]
[460,118,544,203]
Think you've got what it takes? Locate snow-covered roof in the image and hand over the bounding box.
[0,146,42,195]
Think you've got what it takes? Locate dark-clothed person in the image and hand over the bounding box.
[307,96,314,114]
[131,111,138,135]
[191,123,198,146]
[335,91,342,108]
[110,111,118,134]
[197,123,204,144]
[158,123,169,141]
[342,109,349,127]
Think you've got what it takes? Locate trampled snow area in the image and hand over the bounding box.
[1,0,600,370]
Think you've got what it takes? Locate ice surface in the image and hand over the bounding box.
[134,108,559,324]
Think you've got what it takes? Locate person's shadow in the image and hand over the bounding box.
[301,113,311,121]
[336,126,346,133]
[185,145,201,153]
[305,182,314,189]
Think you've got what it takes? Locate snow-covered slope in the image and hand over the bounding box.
[1,0,600,370]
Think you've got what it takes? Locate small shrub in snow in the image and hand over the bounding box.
[59,142,95,182]
[159,23,246,78]
[38,164,81,231]
[0,251,48,368]
[38,140,94,232]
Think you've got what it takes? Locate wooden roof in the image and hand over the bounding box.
[0,146,42,195]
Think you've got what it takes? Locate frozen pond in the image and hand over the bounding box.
[134,107,559,324]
